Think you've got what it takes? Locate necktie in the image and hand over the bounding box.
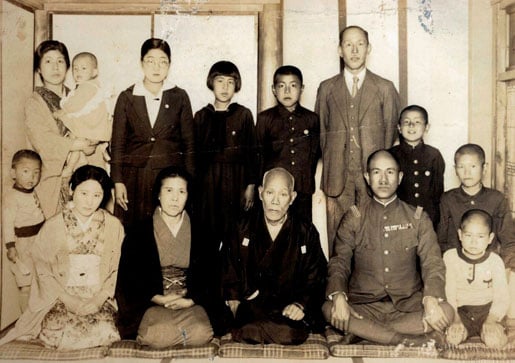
[351,76,359,98]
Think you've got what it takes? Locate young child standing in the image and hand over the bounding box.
[194,60,257,335]
[3,150,45,312]
[389,105,445,228]
[437,144,515,273]
[444,209,509,348]
[256,65,320,221]
[55,52,111,175]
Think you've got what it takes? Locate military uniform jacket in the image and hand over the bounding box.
[223,209,327,322]
[256,104,320,195]
[327,197,446,312]
[389,140,444,227]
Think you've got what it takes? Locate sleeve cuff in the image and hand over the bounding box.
[5,242,16,249]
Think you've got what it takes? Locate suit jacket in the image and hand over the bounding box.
[111,85,195,182]
[315,70,400,197]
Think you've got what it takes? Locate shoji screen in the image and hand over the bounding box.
[154,14,258,118]
[1,0,35,329]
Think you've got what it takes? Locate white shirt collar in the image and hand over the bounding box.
[264,213,288,241]
[344,67,366,93]
[159,207,185,237]
[132,78,176,96]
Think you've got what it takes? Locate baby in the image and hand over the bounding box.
[55,52,111,175]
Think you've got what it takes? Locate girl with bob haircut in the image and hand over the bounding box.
[193,60,257,335]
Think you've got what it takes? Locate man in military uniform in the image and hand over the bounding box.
[323,150,453,346]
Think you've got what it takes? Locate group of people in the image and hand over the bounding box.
[1,24,514,351]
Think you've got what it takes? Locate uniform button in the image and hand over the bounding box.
[384,250,389,255]
[351,116,355,120]
[350,150,354,153]
[385,284,389,289]
[350,104,355,108]
[291,150,295,154]
[385,267,390,272]
[231,131,236,136]
[384,233,389,238]
[291,161,295,166]
[290,138,294,143]
[414,171,419,176]
[150,137,156,142]
[289,116,293,120]
[413,159,418,164]
[291,127,295,131]
[350,127,354,131]
[383,215,387,220]
[414,193,420,198]
[414,183,419,188]
[471,200,475,205]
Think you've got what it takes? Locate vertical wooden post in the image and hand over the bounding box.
[258,3,282,112]
[397,0,408,107]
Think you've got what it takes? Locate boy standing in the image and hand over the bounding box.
[389,105,445,228]
[437,144,515,272]
[256,65,320,221]
[3,150,45,311]
[444,209,509,348]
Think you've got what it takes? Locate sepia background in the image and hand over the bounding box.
[1,0,513,336]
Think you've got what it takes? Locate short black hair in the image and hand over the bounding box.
[152,166,192,209]
[460,209,493,233]
[399,105,428,125]
[366,149,400,172]
[34,40,70,73]
[206,61,242,92]
[69,165,114,208]
[141,38,171,62]
[12,149,42,168]
[273,65,303,85]
[454,143,486,165]
[339,25,369,45]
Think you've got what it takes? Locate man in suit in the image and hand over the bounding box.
[315,25,401,256]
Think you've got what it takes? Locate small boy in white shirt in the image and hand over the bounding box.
[444,209,509,348]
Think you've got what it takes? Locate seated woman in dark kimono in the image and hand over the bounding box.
[115,166,213,348]
[222,167,327,345]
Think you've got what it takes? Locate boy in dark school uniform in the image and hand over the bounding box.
[256,65,320,221]
[389,105,445,229]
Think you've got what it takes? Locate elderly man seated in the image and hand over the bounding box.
[323,150,454,346]
[222,167,327,345]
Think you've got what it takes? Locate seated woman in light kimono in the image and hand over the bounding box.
[115,166,213,348]
[0,165,124,350]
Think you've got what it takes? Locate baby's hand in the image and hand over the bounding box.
[6,247,18,263]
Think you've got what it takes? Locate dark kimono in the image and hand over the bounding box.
[222,209,327,344]
[115,210,210,340]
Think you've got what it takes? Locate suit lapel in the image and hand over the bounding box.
[152,90,169,132]
[329,74,348,126]
[357,70,379,122]
[131,95,153,133]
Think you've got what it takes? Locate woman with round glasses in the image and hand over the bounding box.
[111,38,195,229]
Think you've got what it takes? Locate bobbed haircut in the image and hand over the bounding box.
[12,149,42,168]
[273,65,303,85]
[141,38,171,62]
[460,208,493,233]
[69,165,114,208]
[206,61,242,92]
[454,143,486,165]
[73,52,98,68]
[399,105,428,125]
[366,149,400,172]
[339,25,369,45]
[34,40,70,72]
[152,166,192,209]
